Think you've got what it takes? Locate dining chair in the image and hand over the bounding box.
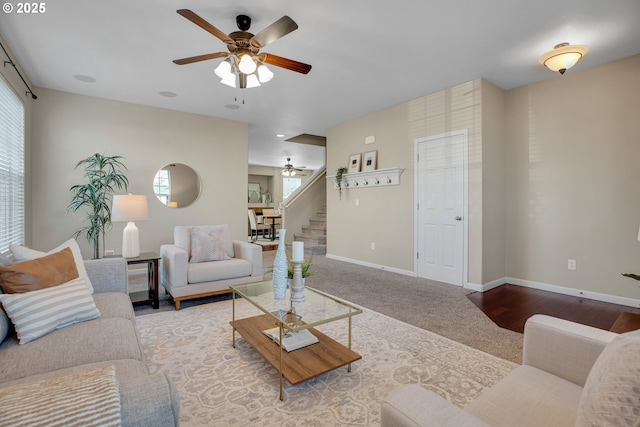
[247,210,270,241]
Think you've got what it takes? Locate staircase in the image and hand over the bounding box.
[293,207,326,255]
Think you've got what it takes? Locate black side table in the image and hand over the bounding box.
[123,252,160,309]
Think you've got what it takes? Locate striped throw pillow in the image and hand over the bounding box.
[0,277,101,344]
[0,365,121,427]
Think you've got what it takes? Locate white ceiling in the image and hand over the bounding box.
[1,0,639,171]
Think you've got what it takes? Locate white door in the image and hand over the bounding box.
[416,132,466,286]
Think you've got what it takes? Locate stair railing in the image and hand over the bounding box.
[281,166,326,243]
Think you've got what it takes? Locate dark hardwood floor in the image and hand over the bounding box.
[466,284,640,333]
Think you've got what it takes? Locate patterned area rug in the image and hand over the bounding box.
[136,298,517,426]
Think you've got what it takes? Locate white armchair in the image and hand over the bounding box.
[160,225,263,310]
[382,314,639,427]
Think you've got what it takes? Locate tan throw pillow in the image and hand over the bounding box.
[0,277,100,344]
[0,365,121,427]
[190,226,232,263]
[0,247,79,293]
[575,333,640,426]
[10,238,94,293]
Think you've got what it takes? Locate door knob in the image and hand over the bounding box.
[455,216,463,221]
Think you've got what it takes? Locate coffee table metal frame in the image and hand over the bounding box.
[231,281,362,400]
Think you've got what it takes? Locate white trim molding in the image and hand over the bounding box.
[326,253,416,277]
[472,276,640,308]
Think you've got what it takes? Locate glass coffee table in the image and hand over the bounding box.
[230,281,362,400]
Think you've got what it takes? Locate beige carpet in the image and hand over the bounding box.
[136,297,517,426]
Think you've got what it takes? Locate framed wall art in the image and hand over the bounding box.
[362,150,378,172]
[348,153,361,173]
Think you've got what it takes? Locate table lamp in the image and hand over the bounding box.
[111,194,149,258]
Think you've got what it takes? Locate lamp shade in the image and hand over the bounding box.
[539,43,588,74]
[111,195,149,258]
[111,195,149,221]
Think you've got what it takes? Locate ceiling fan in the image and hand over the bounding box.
[281,157,306,176]
[173,9,312,89]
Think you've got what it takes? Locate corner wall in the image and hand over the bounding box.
[505,54,640,301]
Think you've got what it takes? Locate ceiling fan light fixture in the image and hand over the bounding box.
[214,58,232,78]
[257,64,274,83]
[539,43,588,74]
[220,73,236,88]
[246,74,261,88]
[238,54,257,74]
[281,170,290,176]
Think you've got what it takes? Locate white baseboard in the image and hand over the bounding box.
[473,276,640,309]
[325,253,416,277]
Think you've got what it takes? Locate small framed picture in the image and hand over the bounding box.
[362,150,378,172]
[348,153,361,173]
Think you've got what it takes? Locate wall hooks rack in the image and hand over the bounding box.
[328,167,404,190]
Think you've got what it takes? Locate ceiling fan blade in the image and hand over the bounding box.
[250,16,298,48]
[173,52,228,65]
[260,53,312,74]
[177,9,234,44]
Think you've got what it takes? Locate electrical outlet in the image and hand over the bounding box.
[371,242,375,250]
[568,259,576,270]
[355,198,360,206]
[105,249,115,256]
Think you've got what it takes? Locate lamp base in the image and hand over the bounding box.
[122,221,140,258]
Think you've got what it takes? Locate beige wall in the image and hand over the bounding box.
[505,54,640,301]
[327,80,483,282]
[31,88,248,258]
[327,54,640,304]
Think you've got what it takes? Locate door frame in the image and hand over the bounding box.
[413,130,469,287]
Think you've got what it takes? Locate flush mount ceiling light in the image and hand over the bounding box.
[173,10,311,89]
[539,42,588,75]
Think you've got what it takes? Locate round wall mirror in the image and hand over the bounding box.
[153,163,201,208]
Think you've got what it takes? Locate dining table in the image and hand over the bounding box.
[262,214,281,241]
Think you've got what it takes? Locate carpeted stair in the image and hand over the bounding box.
[293,207,326,255]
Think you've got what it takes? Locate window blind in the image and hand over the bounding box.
[0,75,25,254]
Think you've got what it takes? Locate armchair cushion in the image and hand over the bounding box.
[575,332,640,426]
[174,225,234,260]
[188,258,251,283]
[190,226,231,263]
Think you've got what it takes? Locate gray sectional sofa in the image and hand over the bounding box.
[0,257,180,426]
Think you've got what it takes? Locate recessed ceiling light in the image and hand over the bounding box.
[159,91,177,97]
[276,134,285,138]
[73,75,96,83]
[225,104,240,110]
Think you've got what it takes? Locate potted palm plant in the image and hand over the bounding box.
[67,153,129,259]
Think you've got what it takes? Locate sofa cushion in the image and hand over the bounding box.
[0,247,79,293]
[464,365,582,427]
[0,277,101,344]
[93,292,135,320]
[575,333,640,427]
[0,253,12,266]
[187,258,252,284]
[0,365,121,427]
[0,317,142,384]
[10,239,94,293]
[190,226,231,263]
